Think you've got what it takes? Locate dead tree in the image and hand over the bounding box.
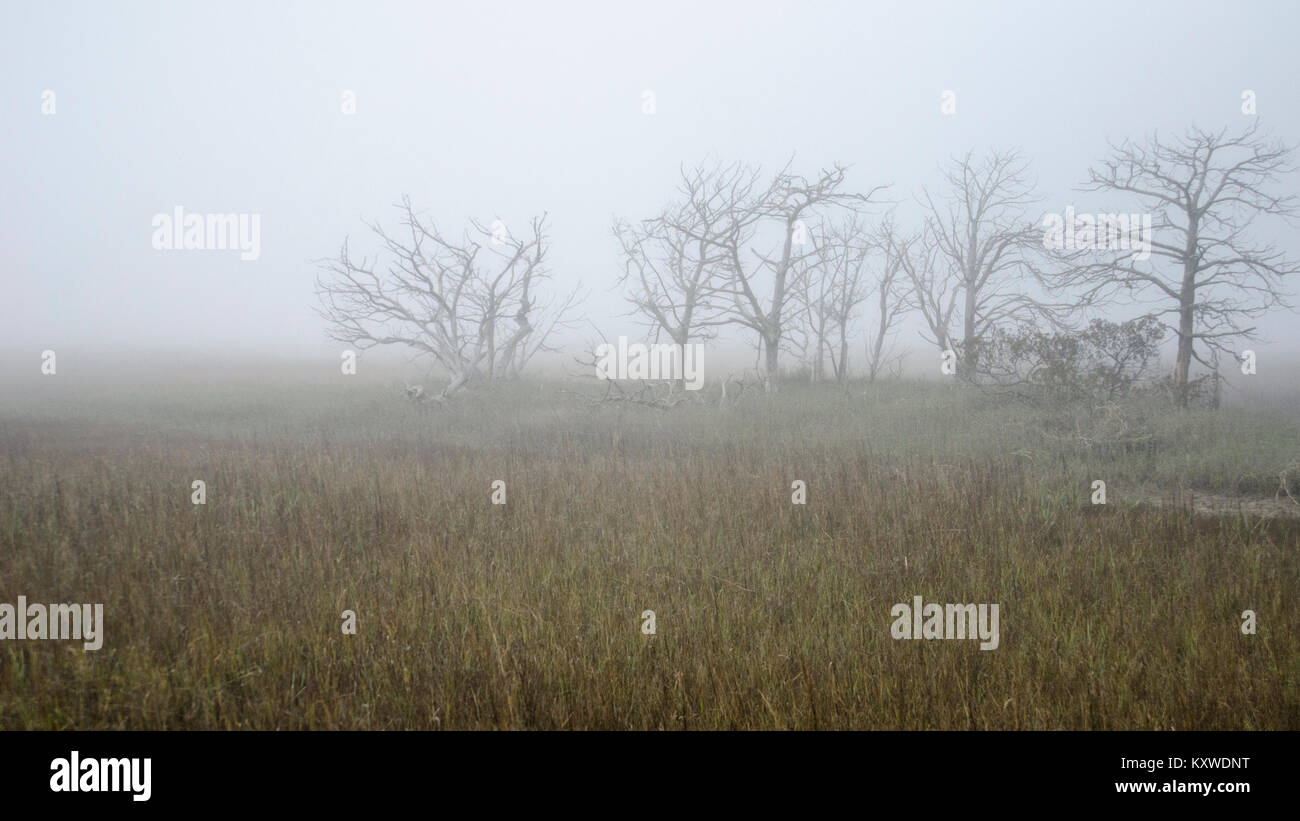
[613,161,752,376]
[315,197,579,401]
[1051,123,1299,407]
[666,159,888,388]
[791,215,878,386]
[862,216,913,383]
[913,149,1061,380]
[785,229,834,383]
[894,224,953,364]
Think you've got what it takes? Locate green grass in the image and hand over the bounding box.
[0,369,1297,729]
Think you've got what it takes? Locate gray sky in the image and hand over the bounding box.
[3,0,1298,365]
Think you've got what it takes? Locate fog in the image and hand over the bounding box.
[3,0,1298,369]
[5,2,1300,747]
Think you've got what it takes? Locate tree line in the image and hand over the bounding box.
[316,122,1297,407]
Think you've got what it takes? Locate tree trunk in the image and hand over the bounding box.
[1173,229,1199,408]
[813,333,825,383]
[437,368,474,402]
[838,333,850,387]
[673,327,689,393]
[962,288,978,381]
[764,330,780,380]
[1173,295,1195,408]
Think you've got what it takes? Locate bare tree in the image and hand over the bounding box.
[694,160,887,387]
[1052,123,1299,407]
[895,221,953,363]
[862,216,912,383]
[913,148,1058,379]
[613,161,755,353]
[315,197,580,401]
[789,215,880,386]
[786,227,835,383]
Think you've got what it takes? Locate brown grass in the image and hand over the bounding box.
[0,369,1296,729]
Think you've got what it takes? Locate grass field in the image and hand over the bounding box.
[1,363,1297,729]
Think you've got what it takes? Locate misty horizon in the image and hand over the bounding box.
[4,0,1299,368]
